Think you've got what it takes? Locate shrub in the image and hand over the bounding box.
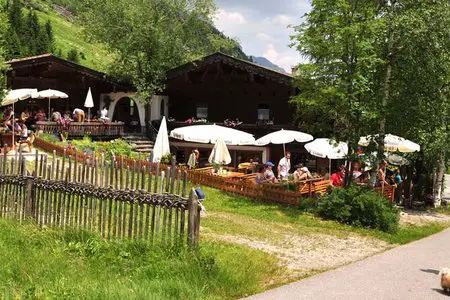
[318,185,400,233]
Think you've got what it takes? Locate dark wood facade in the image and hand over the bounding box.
[6,54,133,114]
[166,53,297,137]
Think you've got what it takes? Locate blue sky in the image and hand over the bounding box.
[213,0,311,72]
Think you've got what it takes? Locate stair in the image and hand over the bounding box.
[122,135,154,154]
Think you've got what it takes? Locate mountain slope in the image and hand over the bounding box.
[21,0,250,71]
[250,56,287,73]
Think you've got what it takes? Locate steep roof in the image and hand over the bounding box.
[167,52,293,86]
[7,53,134,91]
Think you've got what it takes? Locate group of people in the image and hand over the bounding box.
[255,151,315,185]
[1,106,111,131]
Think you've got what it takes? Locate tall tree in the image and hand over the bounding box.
[384,0,450,204]
[0,11,10,99]
[78,0,238,100]
[291,0,384,185]
[45,20,55,53]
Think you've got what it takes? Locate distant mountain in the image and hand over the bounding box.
[250,56,287,73]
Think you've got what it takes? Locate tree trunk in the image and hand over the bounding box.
[379,2,395,149]
[433,152,446,207]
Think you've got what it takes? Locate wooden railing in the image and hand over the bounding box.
[34,121,125,137]
[187,169,332,206]
[0,150,201,247]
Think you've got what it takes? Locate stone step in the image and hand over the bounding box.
[123,135,149,141]
[132,144,153,150]
[129,140,154,145]
[134,148,153,153]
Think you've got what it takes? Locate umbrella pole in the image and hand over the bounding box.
[329,159,331,177]
[12,102,15,152]
[48,97,51,121]
[283,143,286,156]
[88,108,90,122]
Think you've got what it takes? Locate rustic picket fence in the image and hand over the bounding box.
[0,148,201,247]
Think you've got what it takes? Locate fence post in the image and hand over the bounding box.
[26,174,36,220]
[187,188,200,248]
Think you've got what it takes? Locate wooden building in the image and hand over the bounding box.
[6,54,144,127]
[164,52,328,169]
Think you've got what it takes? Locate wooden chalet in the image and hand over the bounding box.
[164,52,329,170]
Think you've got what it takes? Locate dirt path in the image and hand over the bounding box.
[207,232,390,280]
[400,210,450,226]
[204,210,450,283]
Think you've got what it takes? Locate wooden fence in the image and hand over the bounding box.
[34,121,125,137]
[32,139,394,208]
[187,169,331,206]
[0,149,201,247]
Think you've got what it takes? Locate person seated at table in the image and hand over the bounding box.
[255,166,268,185]
[294,165,312,182]
[13,120,22,134]
[51,108,62,122]
[20,109,30,122]
[34,108,46,122]
[17,119,28,139]
[330,168,344,187]
[73,108,85,122]
[263,161,278,184]
[3,106,13,129]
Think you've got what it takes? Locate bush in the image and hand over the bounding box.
[318,185,400,233]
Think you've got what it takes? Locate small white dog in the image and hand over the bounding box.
[440,268,450,293]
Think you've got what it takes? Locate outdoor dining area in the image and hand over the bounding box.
[151,116,421,205]
[0,88,124,152]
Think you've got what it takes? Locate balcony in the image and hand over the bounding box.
[34,121,125,138]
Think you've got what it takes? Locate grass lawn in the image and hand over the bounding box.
[0,219,280,299]
[199,186,449,245]
[1,168,448,298]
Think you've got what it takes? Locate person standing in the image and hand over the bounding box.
[187,149,199,169]
[277,151,291,180]
[100,106,110,122]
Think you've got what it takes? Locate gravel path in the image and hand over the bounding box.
[245,228,450,300]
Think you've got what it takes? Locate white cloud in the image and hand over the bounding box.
[215,9,248,25]
[256,32,271,41]
[213,1,311,72]
[272,14,293,26]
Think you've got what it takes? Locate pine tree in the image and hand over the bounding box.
[45,20,55,52]
[67,48,79,63]
[7,0,22,35]
[5,27,21,59]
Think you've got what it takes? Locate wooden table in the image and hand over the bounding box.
[216,171,246,179]
[0,133,14,151]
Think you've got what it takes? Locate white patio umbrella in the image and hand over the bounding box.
[208,137,232,165]
[359,134,420,153]
[152,116,170,163]
[170,124,255,145]
[33,89,68,120]
[84,87,94,122]
[255,128,313,154]
[2,88,38,151]
[304,138,348,174]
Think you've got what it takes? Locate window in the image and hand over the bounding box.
[160,99,165,118]
[196,104,208,119]
[257,103,270,121]
[130,98,135,116]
